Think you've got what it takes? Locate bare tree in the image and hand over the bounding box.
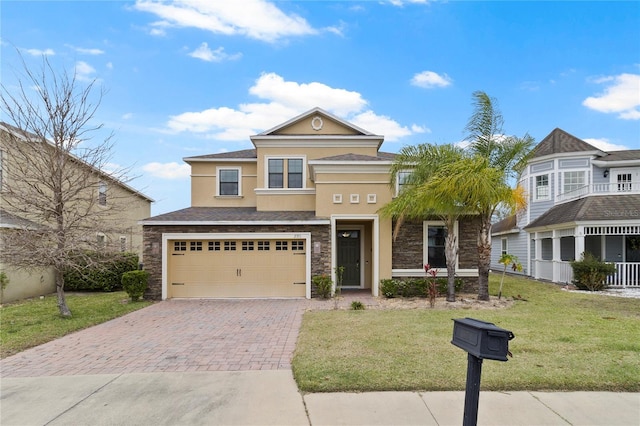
[0,54,131,316]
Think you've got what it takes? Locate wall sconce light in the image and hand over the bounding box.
[604,169,609,178]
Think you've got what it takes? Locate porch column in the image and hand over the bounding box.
[533,232,541,279]
[552,230,562,283]
[575,226,585,260]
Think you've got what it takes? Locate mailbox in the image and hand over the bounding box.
[452,317,514,361]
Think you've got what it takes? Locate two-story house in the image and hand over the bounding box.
[142,108,480,300]
[491,128,640,288]
[0,122,153,303]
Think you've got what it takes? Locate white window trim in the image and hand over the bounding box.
[423,220,459,272]
[560,170,586,195]
[501,237,508,256]
[216,166,242,197]
[395,170,413,197]
[264,155,306,190]
[534,173,550,201]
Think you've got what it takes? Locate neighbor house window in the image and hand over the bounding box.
[617,173,632,191]
[218,167,241,196]
[535,175,549,200]
[267,157,304,189]
[501,238,508,256]
[119,236,127,252]
[563,171,585,194]
[96,233,106,249]
[98,181,107,206]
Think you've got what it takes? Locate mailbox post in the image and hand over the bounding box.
[451,318,514,426]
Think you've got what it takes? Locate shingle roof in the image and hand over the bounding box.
[185,149,257,161]
[143,207,329,223]
[492,215,517,234]
[313,153,395,162]
[0,209,43,229]
[595,150,640,162]
[531,128,601,158]
[524,194,640,229]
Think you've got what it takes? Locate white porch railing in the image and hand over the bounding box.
[607,262,640,288]
[533,260,640,288]
[557,182,640,203]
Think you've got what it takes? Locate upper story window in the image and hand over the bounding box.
[217,167,241,196]
[535,174,549,200]
[98,181,107,206]
[562,171,585,194]
[267,157,304,189]
[617,173,632,191]
[396,171,413,195]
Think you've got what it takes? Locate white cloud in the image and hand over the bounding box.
[122,113,134,120]
[164,72,417,142]
[583,73,640,120]
[411,124,430,133]
[411,71,452,89]
[66,45,105,55]
[24,48,55,56]
[142,162,191,179]
[188,42,241,62]
[75,61,96,81]
[134,0,317,42]
[583,138,629,152]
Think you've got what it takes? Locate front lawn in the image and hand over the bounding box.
[0,292,152,358]
[292,274,640,392]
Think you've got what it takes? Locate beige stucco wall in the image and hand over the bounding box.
[274,115,362,135]
[190,162,258,207]
[0,264,55,304]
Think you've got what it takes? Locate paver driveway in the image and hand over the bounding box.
[0,299,309,378]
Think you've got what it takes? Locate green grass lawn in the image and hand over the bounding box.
[0,291,152,358]
[292,274,640,393]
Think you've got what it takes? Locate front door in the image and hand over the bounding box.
[337,230,361,287]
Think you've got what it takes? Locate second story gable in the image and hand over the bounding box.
[519,128,640,226]
[184,107,395,215]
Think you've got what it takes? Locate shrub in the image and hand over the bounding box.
[570,252,617,291]
[436,277,464,296]
[121,270,149,301]
[64,251,139,292]
[350,300,365,310]
[312,275,333,299]
[380,279,399,298]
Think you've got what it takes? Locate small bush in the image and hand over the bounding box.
[570,252,617,291]
[64,251,139,292]
[380,279,398,298]
[436,277,464,296]
[121,270,149,301]
[312,275,333,299]
[351,300,365,310]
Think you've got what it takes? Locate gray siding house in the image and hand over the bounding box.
[491,128,640,288]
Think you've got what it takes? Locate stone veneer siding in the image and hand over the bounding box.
[142,224,331,300]
[391,217,481,292]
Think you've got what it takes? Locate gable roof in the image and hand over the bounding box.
[184,149,257,162]
[256,107,377,137]
[491,214,518,235]
[313,152,395,162]
[524,194,640,229]
[0,209,43,229]
[531,128,603,159]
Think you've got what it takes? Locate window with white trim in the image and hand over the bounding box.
[424,222,452,269]
[501,238,508,256]
[617,173,632,191]
[267,157,304,189]
[535,174,549,200]
[562,171,585,194]
[218,167,241,196]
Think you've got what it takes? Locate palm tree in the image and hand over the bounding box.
[463,91,534,300]
[381,143,470,302]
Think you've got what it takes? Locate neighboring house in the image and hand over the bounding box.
[0,122,153,303]
[142,108,480,300]
[491,128,640,288]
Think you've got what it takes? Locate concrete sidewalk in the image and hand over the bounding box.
[2,371,638,426]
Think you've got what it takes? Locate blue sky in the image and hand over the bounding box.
[2,0,639,216]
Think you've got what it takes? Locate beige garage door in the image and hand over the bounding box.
[167,238,306,298]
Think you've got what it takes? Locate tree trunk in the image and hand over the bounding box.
[477,218,492,301]
[55,270,72,317]
[445,231,458,302]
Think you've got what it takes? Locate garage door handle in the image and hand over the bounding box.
[237,268,242,277]
[172,253,185,256]
[293,252,306,255]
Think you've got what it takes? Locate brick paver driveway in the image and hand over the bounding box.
[0,299,309,378]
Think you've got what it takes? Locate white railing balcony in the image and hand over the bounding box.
[557,182,640,203]
[607,262,640,288]
[534,260,640,288]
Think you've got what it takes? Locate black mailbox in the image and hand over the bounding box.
[452,317,514,361]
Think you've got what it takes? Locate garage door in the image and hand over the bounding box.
[167,237,307,298]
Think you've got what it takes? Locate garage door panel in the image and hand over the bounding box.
[168,238,307,298]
